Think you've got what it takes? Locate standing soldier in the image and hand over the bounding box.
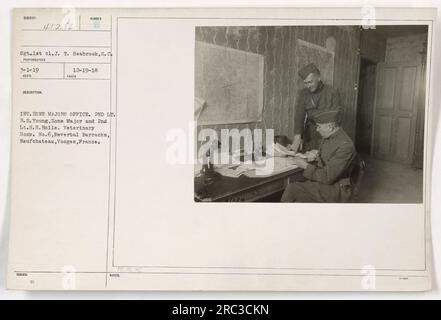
[289,63,342,152]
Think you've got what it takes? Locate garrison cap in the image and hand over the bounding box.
[298,63,320,80]
[313,108,342,124]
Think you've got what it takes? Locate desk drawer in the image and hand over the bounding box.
[225,178,286,202]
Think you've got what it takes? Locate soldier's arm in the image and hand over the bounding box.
[302,142,355,185]
[294,90,306,136]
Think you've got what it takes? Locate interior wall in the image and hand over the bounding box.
[355,59,377,154]
[195,26,360,149]
[359,29,387,63]
[385,33,428,63]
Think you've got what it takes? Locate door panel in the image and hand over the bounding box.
[372,62,421,164]
[378,67,397,110]
[396,117,412,159]
[376,116,393,156]
[398,66,417,111]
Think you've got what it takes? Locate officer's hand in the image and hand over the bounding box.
[292,157,308,169]
[305,149,318,162]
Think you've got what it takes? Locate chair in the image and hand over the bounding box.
[348,154,366,202]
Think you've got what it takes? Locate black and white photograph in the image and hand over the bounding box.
[3,6,438,293]
[194,25,429,203]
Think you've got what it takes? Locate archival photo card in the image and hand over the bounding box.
[7,7,436,291]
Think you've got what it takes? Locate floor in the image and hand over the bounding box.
[355,155,424,203]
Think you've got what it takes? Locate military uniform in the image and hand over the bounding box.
[281,111,356,203]
[294,64,342,150]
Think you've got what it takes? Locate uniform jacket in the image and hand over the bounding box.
[303,127,356,186]
[294,81,342,150]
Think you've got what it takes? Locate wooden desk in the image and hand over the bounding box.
[194,167,304,202]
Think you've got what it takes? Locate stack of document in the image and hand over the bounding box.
[243,157,299,178]
[215,163,255,178]
[273,143,308,159]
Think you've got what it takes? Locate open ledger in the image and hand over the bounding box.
[7,7,436,291]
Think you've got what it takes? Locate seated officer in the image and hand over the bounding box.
[281,108,356,203]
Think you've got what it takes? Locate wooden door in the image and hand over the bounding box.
[372,62,421,164]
